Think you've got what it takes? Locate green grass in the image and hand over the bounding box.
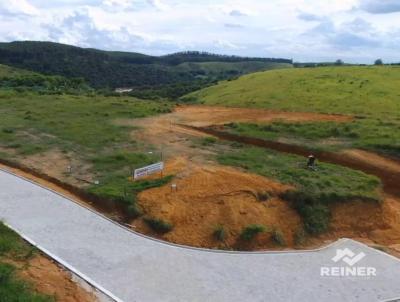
[88,174,173,205]
[218,146,381,234]
[213,225,226,241]
[0,223,35,259]
[0,90,174,208]
[0,91,171,152]
[271,228,286,246]
[143,217,174,233]
[0,263,54,302]
[0,64,33,78]
[240,224,267,241]
[0,223,53,301]
[88,151,173,209]
[200,136,218,146]
[187,66,400,156]
[224,120,400,153]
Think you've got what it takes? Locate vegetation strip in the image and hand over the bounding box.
[0,223,53,301]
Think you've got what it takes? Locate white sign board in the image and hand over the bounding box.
[134,162,164,180]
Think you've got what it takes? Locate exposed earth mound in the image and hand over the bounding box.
[134,157,301,249]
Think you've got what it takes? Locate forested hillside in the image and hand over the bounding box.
[0,64,91,94]
[0,41,292,99]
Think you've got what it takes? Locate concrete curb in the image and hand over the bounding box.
[0,166,348,255]
[3,221,123,302]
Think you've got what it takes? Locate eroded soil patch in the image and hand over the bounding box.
[134,157,301,249]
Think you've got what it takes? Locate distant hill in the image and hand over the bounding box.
[0,41,292,99]
[184,66,400,113]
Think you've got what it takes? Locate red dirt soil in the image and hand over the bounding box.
[133,157,301,249]
[3,254,97,302]
[132,156,400,253]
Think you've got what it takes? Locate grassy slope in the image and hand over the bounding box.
[217,145,381,234]
[187,66,400,155]
[0,64,33,77]
[0,92,170,152]
[0,87,173,209]
[188,66,400,115]
[0,223,53,301]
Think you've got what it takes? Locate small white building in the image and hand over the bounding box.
[115,88,133,93]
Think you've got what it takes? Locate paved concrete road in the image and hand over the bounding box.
[0,169,399,302]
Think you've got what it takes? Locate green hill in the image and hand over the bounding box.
[0,64,91,94]
[0,41,292,99]
[186,66,400,156]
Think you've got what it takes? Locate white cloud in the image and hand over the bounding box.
[359,0,400,14]
[0,0,39,16]
[229,9,248,17]
[0,0,399,63]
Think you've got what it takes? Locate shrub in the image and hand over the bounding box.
[127,202,143,218]
[257,191,271,202]
[240,224,266,241]
[230,142,244,148]
[213,225,226,241]
[2,128,14,134]
[0,263,13,283]
[296,203,331,235]
[201,136,217,146]
[144,217,173,234]
[293,227,307,246]
[271,228,286,246]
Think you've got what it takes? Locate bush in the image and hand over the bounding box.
[144,217,173,234]
[240,224,266,241]
[257,191,271,202]
[294,227,307,246]
[213,225,226,241]
[127,202,143,218]
[296,203,331,235]
[0,263,13,283]
[201,136,217,146]
[271,228,286,246]
[2,128,14,134]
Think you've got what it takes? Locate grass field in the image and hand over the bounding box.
[217,145,381,234]
[0,223,53,301]
[0,89,173,208]
[186,66,400,156]
[224,120,400,153]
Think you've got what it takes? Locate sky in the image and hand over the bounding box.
[0,0,400,63]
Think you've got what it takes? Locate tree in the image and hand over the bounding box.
[335,59,344,66]
[374,59,383,65]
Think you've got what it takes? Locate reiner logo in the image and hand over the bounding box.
[332,248,366,266]
[320,247,376,278]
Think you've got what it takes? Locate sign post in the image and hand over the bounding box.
[133,162,164,180]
